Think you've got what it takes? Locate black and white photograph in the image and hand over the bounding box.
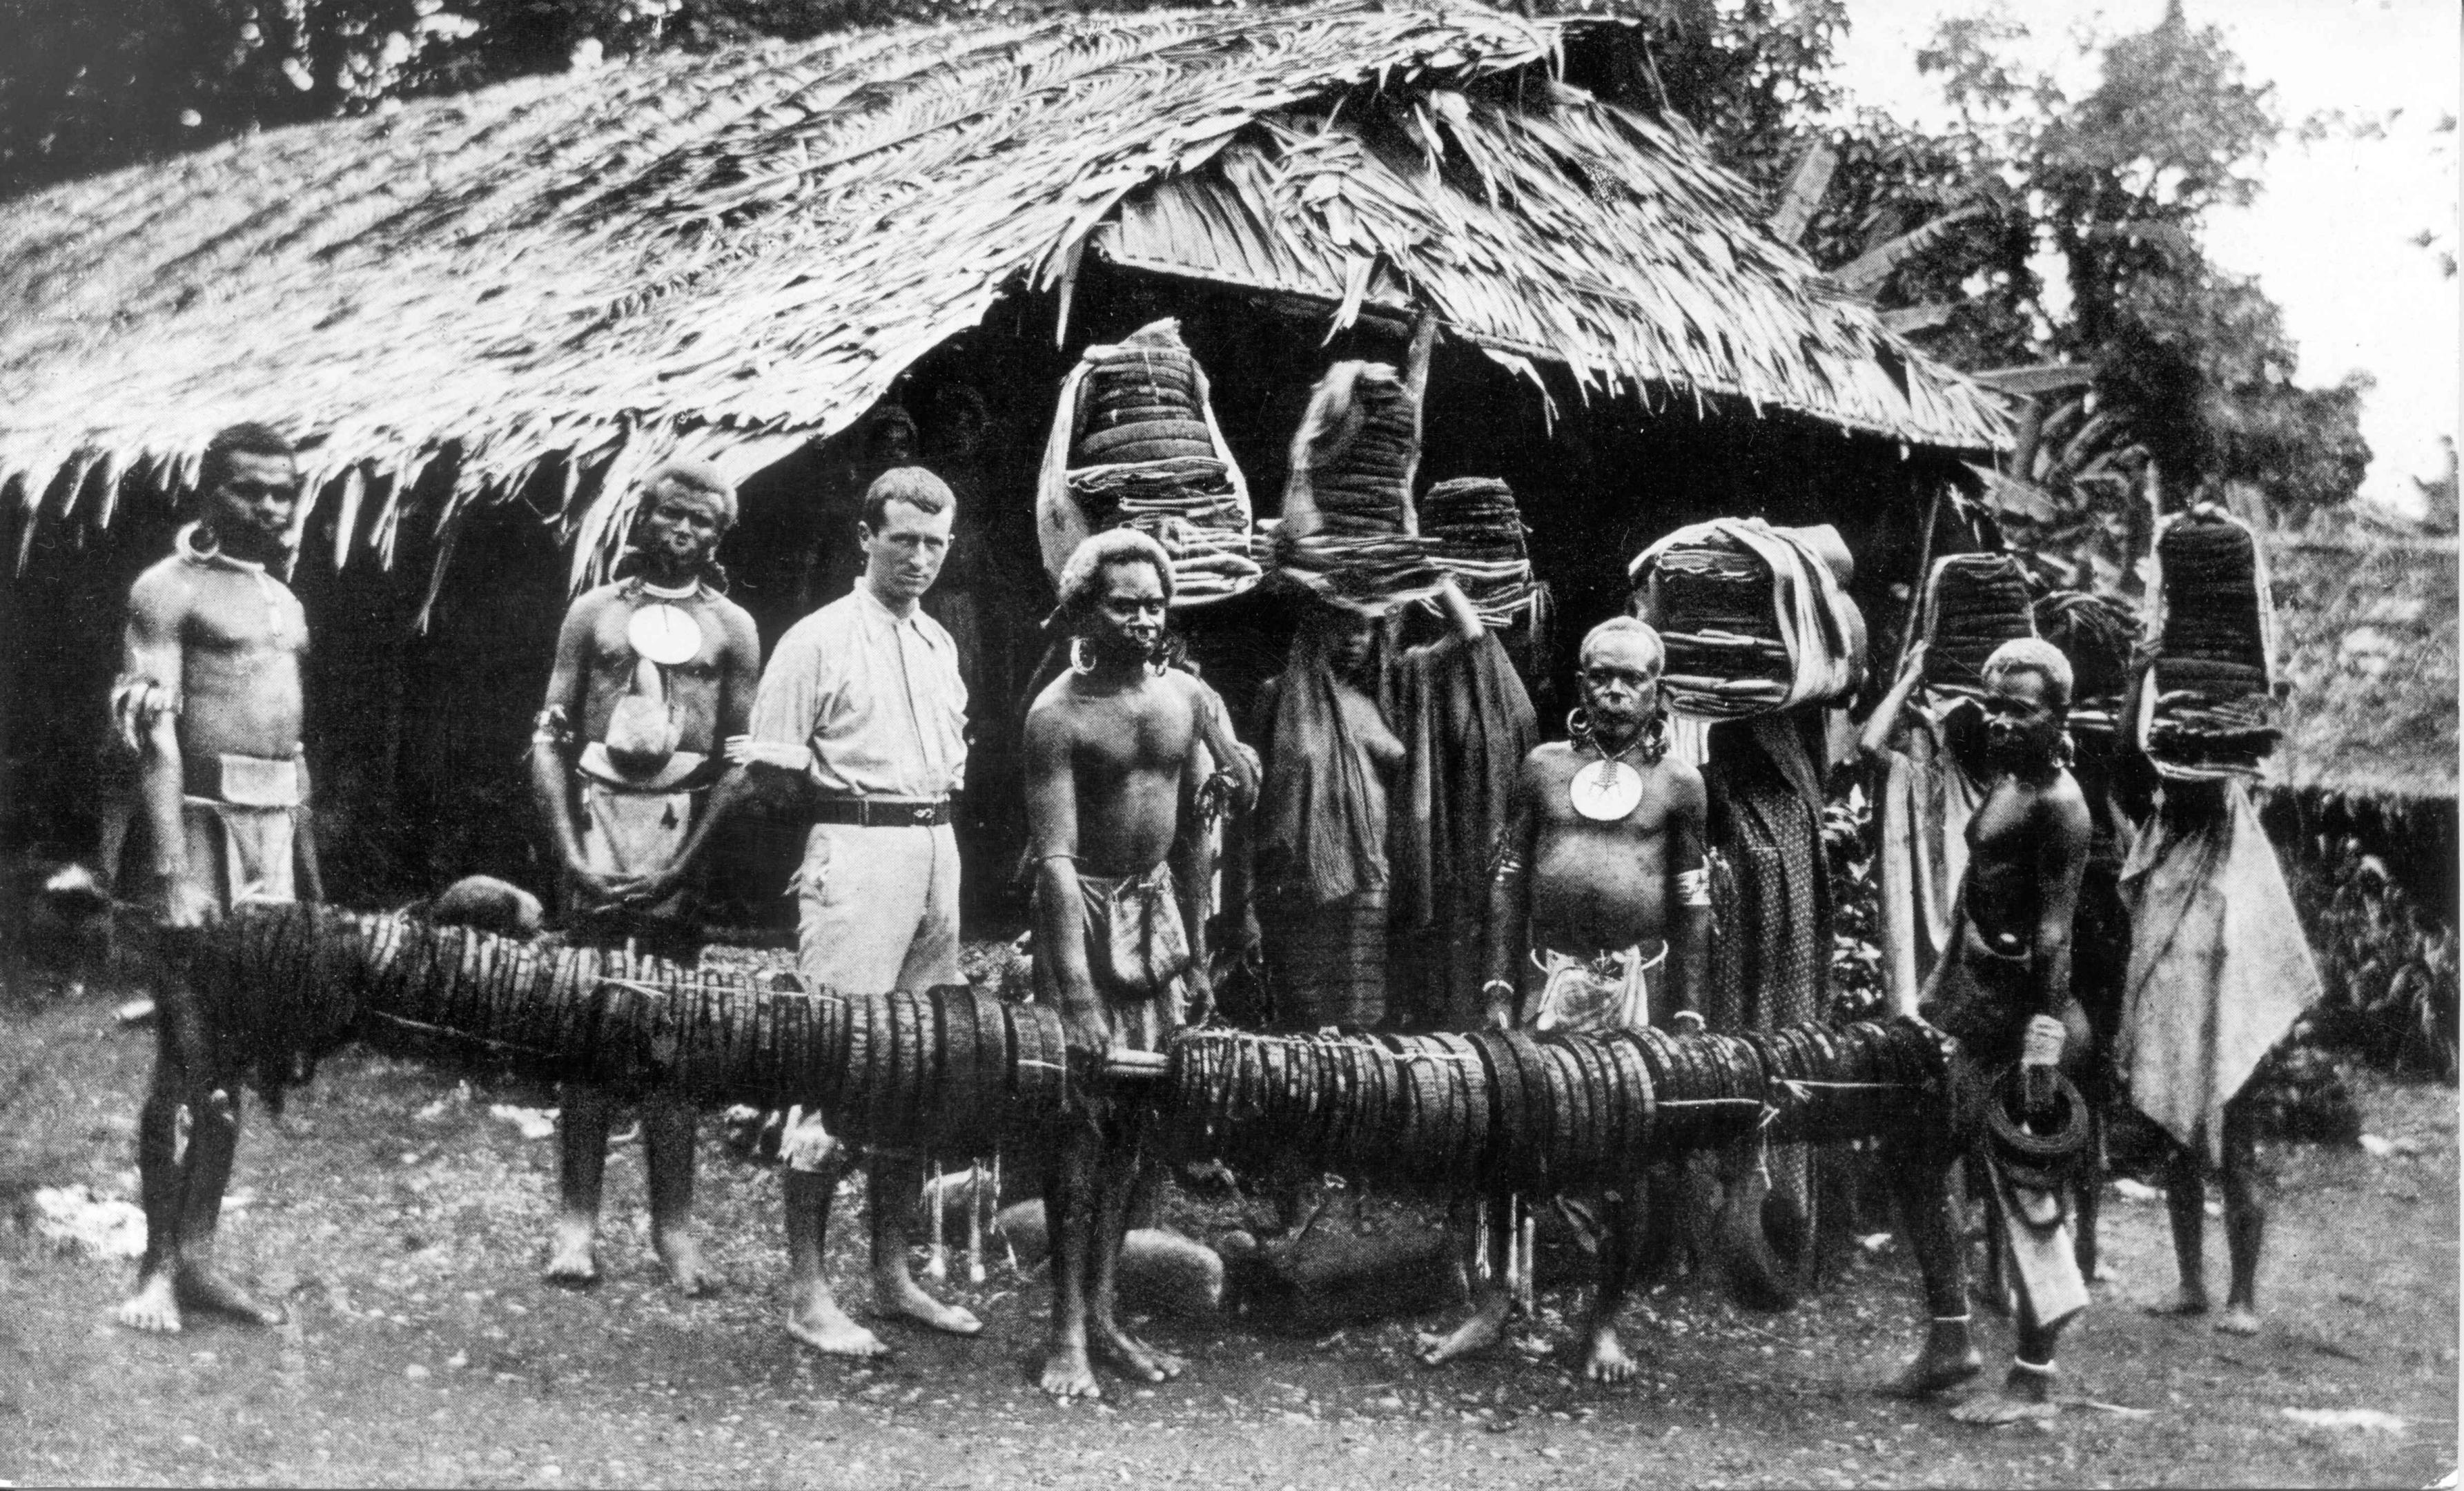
[0,0,2454,1484]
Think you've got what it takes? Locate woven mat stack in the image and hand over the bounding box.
[1652,533,1794,717]
[1044,320,1260,605]
[1918,553,2036,697]
[1278,362,1443,610]
[1422,477,1538,627]
[2148,513,2277,777]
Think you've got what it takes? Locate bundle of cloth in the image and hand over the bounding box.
[1274,361,1445,612]
[1626,519,1864,719]
[1913,552,2036,697]
[1421,476,1540,627]
[2138,507,2279,779]
[1037,319,1261,606]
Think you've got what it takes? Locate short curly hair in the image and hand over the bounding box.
[1057,529,1174,627]
[1982,636,2075,713]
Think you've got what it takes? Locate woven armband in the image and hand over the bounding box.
[530,705,575,752]
[110,676,181,754]
[1675,865,1712,908]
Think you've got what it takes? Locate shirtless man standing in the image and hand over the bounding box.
[1889,636,2095,1425]
[113,422,311,1332]
[1023,530,1218,1399]
[529,459,759,1293]
[1420,616,1712,1379]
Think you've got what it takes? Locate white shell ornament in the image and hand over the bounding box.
[627,603,703,666]
[1569,758,1643,821]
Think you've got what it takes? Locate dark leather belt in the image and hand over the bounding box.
[810,797,950,828]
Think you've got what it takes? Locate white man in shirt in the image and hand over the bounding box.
[643,465,980,1355]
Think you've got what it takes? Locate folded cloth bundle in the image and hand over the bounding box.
[1068,457,1262,603]
[1917,554,2035,696]
[1274,528,1446,613]
[2144,510,2278,777]
[1649,536,1792,714]
[1422,477,1537,625]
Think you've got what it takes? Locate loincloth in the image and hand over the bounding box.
[1033,860,1191,1054]
[574,748,708,918]
[1528,940,1664,1034]
[179,752,302,911]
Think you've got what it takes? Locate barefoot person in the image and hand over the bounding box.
[1419,617,1712,1381]
[1886,637,2095,1425]
[655,465,981,1355]
[2121,774,2321,1337]
[529,458,759,1294]
[1023,530,1219,1399]
[112,422,313,1332]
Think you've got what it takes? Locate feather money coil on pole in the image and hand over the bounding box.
[183,906,1948,1179]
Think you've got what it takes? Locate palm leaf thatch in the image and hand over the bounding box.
[0,2,2008,578]
[2264,534,2458,801]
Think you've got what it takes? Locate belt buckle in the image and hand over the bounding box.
[905,802,935,826]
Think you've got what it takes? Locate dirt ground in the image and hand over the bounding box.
[1,968,2455,1490]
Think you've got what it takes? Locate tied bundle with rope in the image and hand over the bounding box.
[1421,477,1542,628]
[182,904,1071,1157]
[2137,507,2280,780]
[1625,519,1865,720]
[1273,361,1444,612]
[1036,320,1260,607]
[1913,553,2036,698]
[1160,1017,1948,1191]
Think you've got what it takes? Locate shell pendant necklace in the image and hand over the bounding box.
[627,576,704,665]
[1570,728,1646,821]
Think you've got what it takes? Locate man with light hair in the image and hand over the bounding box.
[529,455,759,1294]
[1887,632,2097,1425]
[649,464,980,1355]
[1420,615,1712,1380]
[1022,527,1219,1397]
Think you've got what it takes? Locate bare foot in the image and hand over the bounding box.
[786,1283,889,1357]
[1418,1294,1509,1367]
[874,1271,983,1336]
[116,1273,182,1334]
[2143,1287,2210,1319]
[544,1218,599,1287]
[1042,1343,1103,1399]
[1581,1324,1639,1383]
[653,1228,718,1298]
[1949,1391,2059,1425]
[2214,1305,2260,1336]
[177,1264,285,1326]
[1093,1323,1184,1382]
[1884,1330,1982,1399]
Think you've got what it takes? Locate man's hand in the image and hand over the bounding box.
[1895,639,1929,688]
[1059,1001,1114,1064]
[616,869,678,908]
[568,864,626,906]
[164,877,217,930]
[1183,964,1215,1029]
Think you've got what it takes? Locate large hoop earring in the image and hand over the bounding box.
[1639,707,1670,765]
[1565,706,1592,746]
[2055,730,2077,770]
[1070,637,1096,676]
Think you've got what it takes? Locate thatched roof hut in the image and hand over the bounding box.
[0,2,2011,906]
[1,1,2002,572]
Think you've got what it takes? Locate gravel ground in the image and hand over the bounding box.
[1,964,2454,1490]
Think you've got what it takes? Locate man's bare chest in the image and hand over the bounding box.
[184,574,306,658]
